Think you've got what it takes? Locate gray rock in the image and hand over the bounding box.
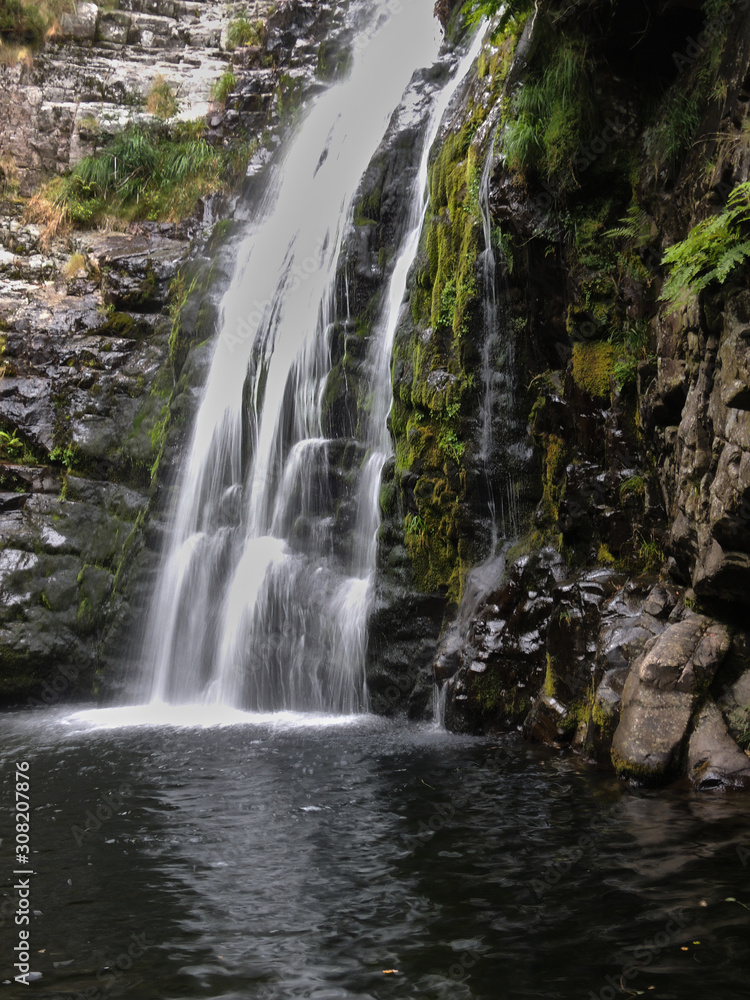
[612,616,731,782]
[61,3,99,42]
[687,700,750,790]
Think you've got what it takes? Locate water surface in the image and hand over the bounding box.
[1,709,749,999]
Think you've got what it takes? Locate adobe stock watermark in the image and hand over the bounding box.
[672,0,750,73]
[531,797,628,899]
[221,235,330,355]
[25,661,83,710]
[528,115,632,230]
[70,784,133,847]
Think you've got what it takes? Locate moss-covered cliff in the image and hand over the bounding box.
[372,0,750,788]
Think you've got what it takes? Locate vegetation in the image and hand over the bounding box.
[466,0,533,35]
[0,0,73,47]
[643,89,701,179]
[226,11,265,50]
[502,38,596,192]
[43,123,253,225]
[146,74,179,120]
[276,72,304,123]
[212,69,236,106]
[316,38,351,81]
[661,181,750,308]
[571,341,615,398]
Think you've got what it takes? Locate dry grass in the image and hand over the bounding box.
[0,153,19,195]
[62,251,86,278]
[0,41,33,67]
[24,189,70,250]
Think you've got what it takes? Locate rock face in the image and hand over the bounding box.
[0,206,190,702]
[369,0,750,789]
[0,1,276,195]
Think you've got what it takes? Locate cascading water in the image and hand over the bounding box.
[136,1,485,715]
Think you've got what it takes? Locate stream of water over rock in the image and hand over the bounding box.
[134,0,483,715]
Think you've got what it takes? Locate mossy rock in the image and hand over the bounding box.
[572,341,616,398]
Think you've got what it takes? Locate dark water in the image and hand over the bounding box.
[1,706,750,1000]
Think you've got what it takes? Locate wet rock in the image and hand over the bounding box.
[524,693,573,745]
[611,616,732,783]
[687,700,750,790]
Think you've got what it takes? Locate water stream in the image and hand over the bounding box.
[136,0,482,716]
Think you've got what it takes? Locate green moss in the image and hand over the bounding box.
[470,667,531,722]
[379,481,396,517]
[572,341,616,398]
[597,542,616,566]
[543,655,556,697]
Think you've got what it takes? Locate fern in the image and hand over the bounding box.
[661,182,750,308]
[605,204,651,246]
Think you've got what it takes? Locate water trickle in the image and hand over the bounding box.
[136,1,484,714]
[477,124,521,545]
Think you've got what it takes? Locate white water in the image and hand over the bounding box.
[137,1,484,715]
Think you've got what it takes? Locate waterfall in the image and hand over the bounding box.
[136,1,485,715]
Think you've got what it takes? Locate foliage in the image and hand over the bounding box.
[404,513,428,548]
[637,533,664,573]
[51,124,252,224]
[643,88,701,177]
[0,0,73,46]
[146,74,179,120]
[604,204,652,247]
[0,427,24,460]
[212,69,236,105]
[661,181,750,308]
[619,475,645,503]
[226,11,265,50]
[466,0,533,35]
[502,38,596,192]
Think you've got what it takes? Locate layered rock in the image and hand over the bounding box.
[0,206,189,702]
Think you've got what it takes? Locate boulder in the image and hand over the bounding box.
[611,615,731,782]
[687,700,750,790]
[60,3,99,42]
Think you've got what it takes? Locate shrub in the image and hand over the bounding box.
[146,74,179,120]
[226,12,264,50]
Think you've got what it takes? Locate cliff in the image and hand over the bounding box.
[1,0,749,790]
[369,0,750,789]
[0,0,346,701]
